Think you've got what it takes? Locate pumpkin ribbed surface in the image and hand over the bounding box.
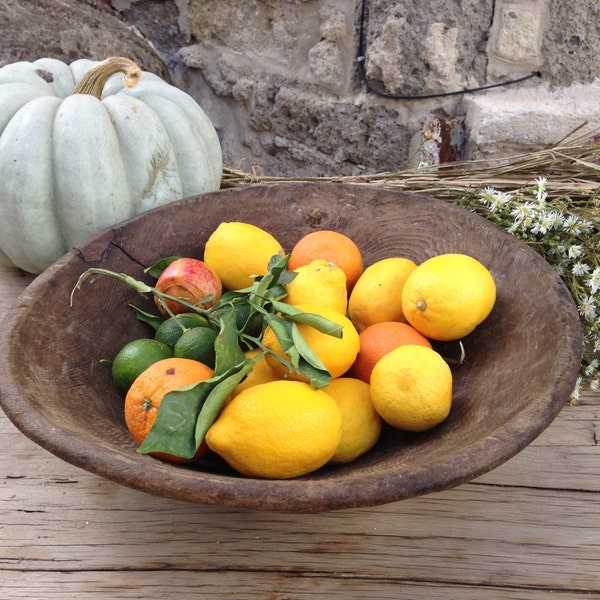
[0,57,222,273]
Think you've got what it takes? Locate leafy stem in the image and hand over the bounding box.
[72,252,342,458]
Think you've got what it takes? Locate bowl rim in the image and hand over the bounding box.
[0,182,583,512]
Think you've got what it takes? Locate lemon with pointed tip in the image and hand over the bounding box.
[203,221,284,290]
[205,380,343,479]
[401,253,496,341]
[285,258,348,314]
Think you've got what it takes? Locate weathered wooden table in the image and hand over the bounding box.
[0,265,598,598]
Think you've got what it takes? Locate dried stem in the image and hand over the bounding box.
[221,122,600,200]
[71,57,141,99]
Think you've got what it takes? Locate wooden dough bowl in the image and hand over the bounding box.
[0,183,582,512]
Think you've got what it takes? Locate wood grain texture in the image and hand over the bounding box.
[1,398,599,596]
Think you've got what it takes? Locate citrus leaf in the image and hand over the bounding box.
[214,308,245,374]
[253,252,291,299]
[144,256,181,279]
[137,380,212,458]
[270,301,343,338]
[290,322,329,371]
[261,313,332,387]
[263,313,295,352]
[129,304,165,331]
[194,358,258,445]
[267,251,291,275]
[266,283,289,301]
[295,359,332,389]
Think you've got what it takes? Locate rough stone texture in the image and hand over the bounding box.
[462,82,600,159]
[0,0,170,80]
[364,0,493,97]
[542,0,600,86]
[486,0,549,79]
[154,0,599,175]
[4,0,599,177]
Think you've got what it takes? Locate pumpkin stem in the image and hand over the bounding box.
[70,57,142,99]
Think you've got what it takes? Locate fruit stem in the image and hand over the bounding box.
[416,298,427,311]
[70,57,142,99]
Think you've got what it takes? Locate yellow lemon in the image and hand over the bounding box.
[348,257,417,332]
[262,303,360,380]
[370,344,452,432]
[232,348,280,397]
[285,259,348,314]
[203,221,284,290]
[324,377,383,464]
[205,380,343,479]
[401,253,496,341]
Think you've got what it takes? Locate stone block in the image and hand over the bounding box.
[461,81,600,159]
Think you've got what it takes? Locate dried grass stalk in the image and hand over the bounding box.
[221,122,600,200]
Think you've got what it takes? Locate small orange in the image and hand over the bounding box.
[124,357,214,463]
[287,230,363,292]
[348,321,432,383]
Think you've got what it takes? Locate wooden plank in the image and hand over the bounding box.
[0,571,594,599]
[1,411,599,592]
[477,396,600,490]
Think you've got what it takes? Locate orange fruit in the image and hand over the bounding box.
[348,321,432,383]
[287,230,363,292]
[124,357,214,463]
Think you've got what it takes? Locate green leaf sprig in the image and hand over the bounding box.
[71,252,343,459]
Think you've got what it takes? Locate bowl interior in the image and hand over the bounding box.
[0,183,582,511]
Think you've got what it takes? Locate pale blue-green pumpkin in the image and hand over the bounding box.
[0,57,223,274]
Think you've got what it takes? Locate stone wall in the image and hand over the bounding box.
[118,0,600,176]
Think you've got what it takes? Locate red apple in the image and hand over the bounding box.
[154,257,222,317]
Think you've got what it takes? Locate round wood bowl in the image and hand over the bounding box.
[0,183,582,512]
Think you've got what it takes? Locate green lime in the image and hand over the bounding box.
[112,338,173,393]
[154,313,211,349]
[173,326,218,368]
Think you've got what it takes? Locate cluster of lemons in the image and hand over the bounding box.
[118,221,497,480]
